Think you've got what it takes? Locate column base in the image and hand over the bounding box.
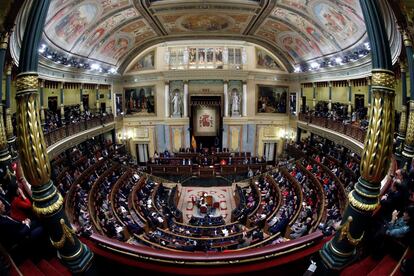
[59,243,95,274]
[319,242,357,272]
[7,136,18,161]
[0,147,12,167]
[402,144,414,165]
[395,135,405,157]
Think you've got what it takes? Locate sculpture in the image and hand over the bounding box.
[171,89,181,117]
[231,88,240,116]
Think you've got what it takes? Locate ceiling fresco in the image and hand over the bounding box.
[36,0,373,71]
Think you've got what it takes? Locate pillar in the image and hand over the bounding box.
[367,77,372,107]
[312,83,316,109]
[402,29,414,162]
[348,80,352,115]
[0,32,12,172]
[164,82,170,117]
[60,82,65,122]
[396,62,408,156]
[183,81,188,117]
[296,127,302,143]
[15,0,94,273]
[39,79,46,123]
[95,84,100,112]
[328,82,332,111]
[242,82,247,117]
[224,81,229,117]
[108,85,112,114]
[5,64,16,159]
[301,84,306,113]
[80,84,84,112]
[319,0,395,271]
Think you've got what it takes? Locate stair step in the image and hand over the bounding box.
[37,259,62,275]
[367,255,398,276]
[341,256,378,276]
[18,259,45,276]
[48,258,72,276]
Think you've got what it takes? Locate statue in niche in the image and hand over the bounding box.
[171,89,182,117]
[231,88,240,116]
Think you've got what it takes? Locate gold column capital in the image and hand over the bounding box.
[0,32,9,50]
[402,29,412,47]
[6,64,12,75]
[400,62,407,73]
[16,72,39,94]
[371,69,395,89]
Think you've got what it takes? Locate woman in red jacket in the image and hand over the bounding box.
[9,186,32,222]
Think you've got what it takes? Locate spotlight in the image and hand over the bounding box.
[335,57,342,64]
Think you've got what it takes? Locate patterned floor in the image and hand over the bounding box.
[177,186,235,224]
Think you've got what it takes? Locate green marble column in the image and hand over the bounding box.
[328,82,332,111]
[0,33,12,172]
[396,63,408,157]
[60,82,65,122]
[15,0,94,273]
[5,64,17,160]
[80,84,84,112]
[402,30,414,162]
[319,0,395,271]
[95,85,100,112]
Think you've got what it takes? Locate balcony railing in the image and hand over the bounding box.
[298,113,367,143]
[44,114,114,147]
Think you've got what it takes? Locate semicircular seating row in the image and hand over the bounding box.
[52,139,359,254]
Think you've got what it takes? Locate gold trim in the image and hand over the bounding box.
[33,193,64,216]
[402,29,413,47]
[328,242,355,257]
[33,182,53,193]
[16,75,51,186]
[99,240,314,265]
[354,186,379,198]
[60,246,83,260]
[16,73,39,93]
[50,219,76,249]
[338,216,364,246]
[371,69,395,89]
[348,191,379,212]
[360,86,395,183]
[33,189,57,202]
[0,32,8,49]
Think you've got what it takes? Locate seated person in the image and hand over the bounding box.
[0,200,44,249]
[384,207,414,238]
[9,186,32,222]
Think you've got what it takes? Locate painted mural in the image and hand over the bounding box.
[257,86,288,114]
[40,0,368,69]
[74,7,139,55]
[54,3,98,45]
[278,32,320,62]
[132,50,155,71]
[125,86,156,115]
[313,2,359,41]
[179,15,232,32]
[159,12,252,35]
[256,48,282,70]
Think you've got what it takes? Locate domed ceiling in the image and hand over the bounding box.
[39,0,368,72]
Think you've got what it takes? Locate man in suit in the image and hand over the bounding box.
[0,200,43,249]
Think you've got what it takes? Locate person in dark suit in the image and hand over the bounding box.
[0,200,43,249]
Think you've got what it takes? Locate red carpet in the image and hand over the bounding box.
[367,255,398,276]
[341,256,378,276]
[48,258,72,276]
[37,259,64,275]
[18,259,45,276]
